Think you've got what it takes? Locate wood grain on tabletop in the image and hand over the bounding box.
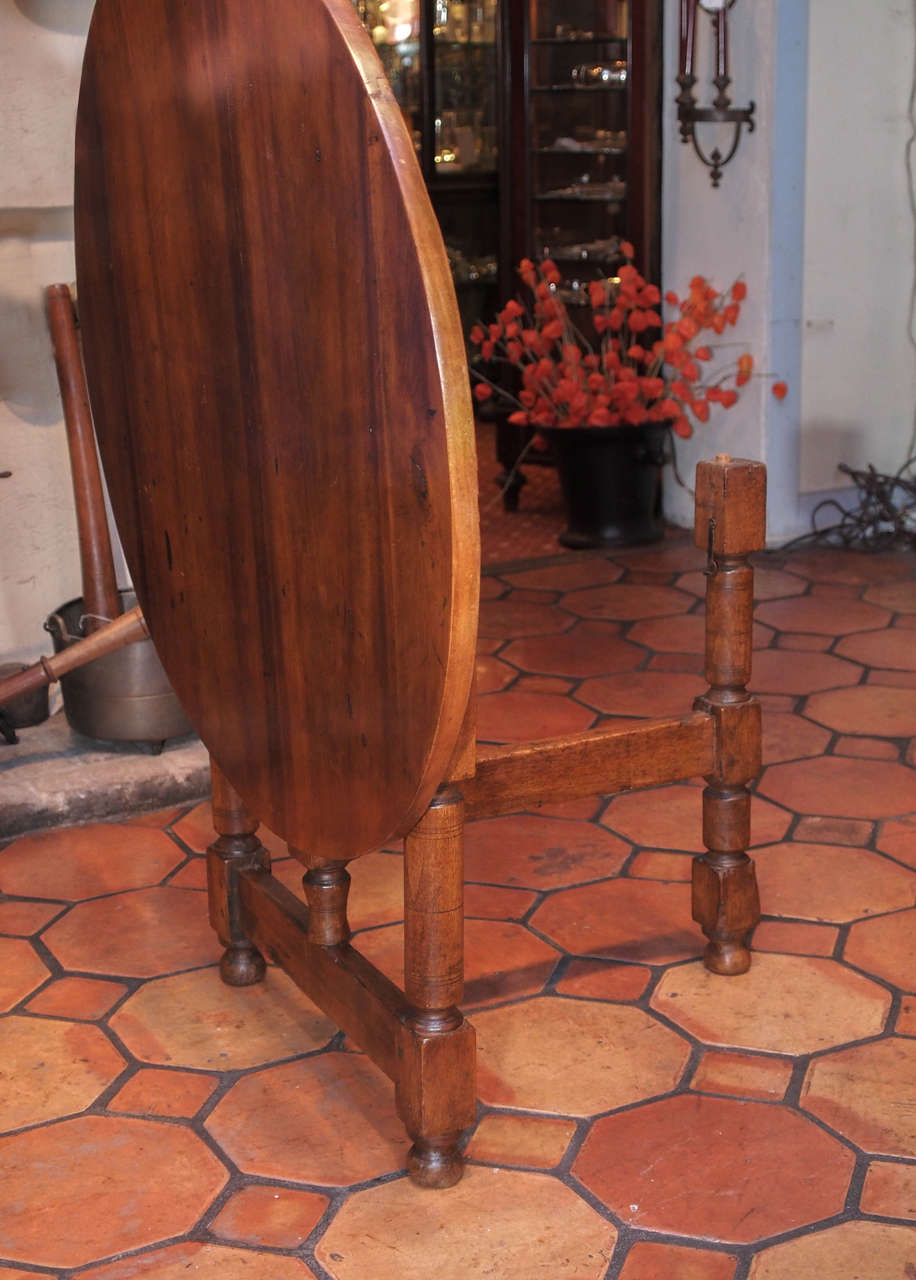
[74,0,479,862]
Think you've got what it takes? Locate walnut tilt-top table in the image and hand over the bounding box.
[74,0,766,1188]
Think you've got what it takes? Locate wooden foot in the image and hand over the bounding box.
[407,1133,466,1189]
[207,759,270,986]
[693,843,760,976]
[219,942,266,987]
[398,788,476,1187]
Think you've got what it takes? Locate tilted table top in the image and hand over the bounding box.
[75,0,479,860]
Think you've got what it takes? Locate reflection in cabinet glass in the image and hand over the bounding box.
[356,0,500,329]
[505,0,662,290]
[496,0,662,509]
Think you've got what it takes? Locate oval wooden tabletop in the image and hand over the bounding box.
[74,0,479,860]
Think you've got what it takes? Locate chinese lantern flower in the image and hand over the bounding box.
[467,247,780,440]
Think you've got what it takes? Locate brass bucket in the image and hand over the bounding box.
[45,590,193,745]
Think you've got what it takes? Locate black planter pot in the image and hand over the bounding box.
[541,422,668,549]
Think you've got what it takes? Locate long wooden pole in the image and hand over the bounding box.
[45,283,122,630]
[0,606,148,707]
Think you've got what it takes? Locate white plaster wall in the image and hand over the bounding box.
[0,0,94,663]
[662,0,782,531]
[800,0,916,492]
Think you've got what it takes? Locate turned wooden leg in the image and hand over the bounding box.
[693,456,766,975]
[301,862,351,946]
[397,786,476,1189]
[206,759,270,986]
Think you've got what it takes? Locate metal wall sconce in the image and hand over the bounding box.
[676,0,754,188]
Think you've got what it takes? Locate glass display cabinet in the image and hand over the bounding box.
[357,0,662,506]
[503,0,662,288]
[356,0,501,332]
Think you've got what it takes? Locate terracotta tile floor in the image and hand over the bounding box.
[3,502,916,1274]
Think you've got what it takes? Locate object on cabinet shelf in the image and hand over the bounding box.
[357,0,499,332]
[518,0,660,277]
[676,0,755,187]
[542,131,627,153]
[570,60,627,86]
[537,177,626,202]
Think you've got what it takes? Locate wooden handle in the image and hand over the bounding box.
[0,606,148,708]
[45,283,122,629]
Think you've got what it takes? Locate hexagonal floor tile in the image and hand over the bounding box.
[601,785,790,852]
[0,823,182,900]
[626,613,709,654]
[465,882,537,920]
[475,655,515,693]
[464,814,628,889]
[863,578,916,610]
[474,996,689,1116]
[564,582,694,621]
[578,671,707,719]
[748,1220,916,1279]
[625,615,772,656]
[805,685,916,737]
[748,649,862,695]
[0,899,63,936]
[758,758,916,819]
[573,1094,854,1243]
[651,954,890,1054]
[500,620,644,678]
[354,918,560,1008]
[314,1166,617,1279]
[0,1016,125,1130]
[0,1115,227,1269]
[478,599,575,638]
[801,1037,916,1156]
[755,595,890,635]
[876,816,916,869]
[80,1243,316,1280]
[43,886,222,977]
[835,627,916,670]
[617,543,707,573]
[531,878,702,965]
[477,690,596,743]
[781,549,911,583]
[205,1053,406,1186]
[845,908,916,990]
[762,713,832,765]
[501,560,623,592]
[109,965,336,1070]
[0,937,50,1010]
[755,843,916,922]
[750,566,810,599]
[834,734,900,760]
